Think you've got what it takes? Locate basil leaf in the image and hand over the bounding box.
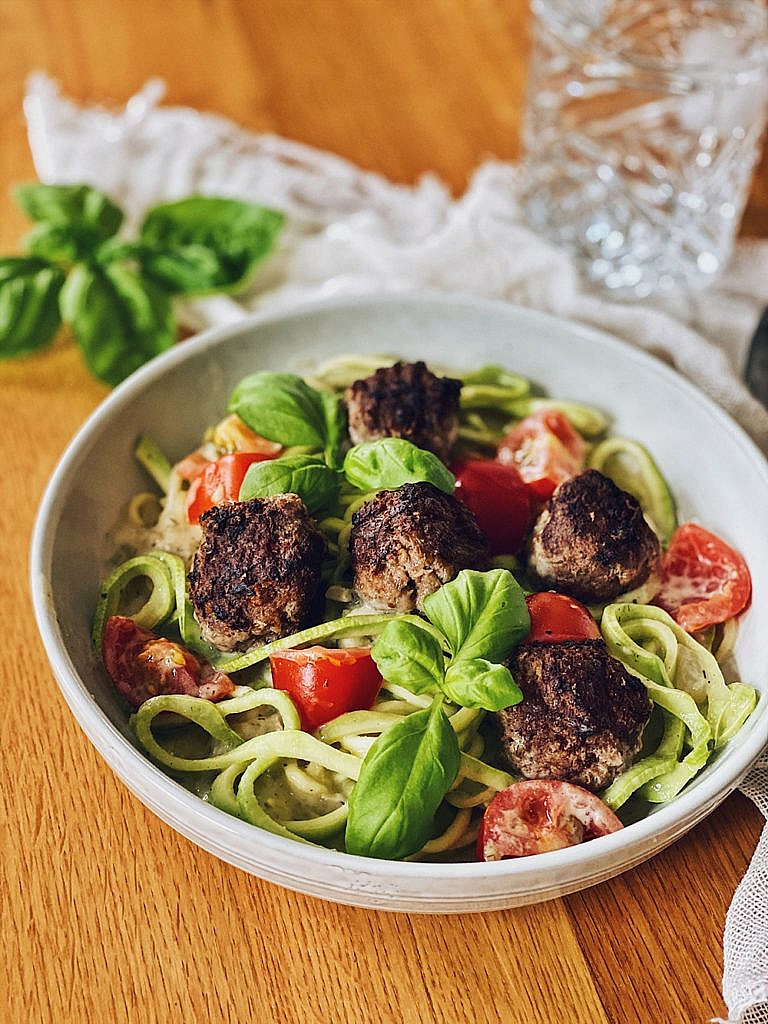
[443,658,522,711]
[97,239,227,296]
[422,568,530,666]
[239,454,340,514]
[229,372,327,448]
[139,197,284,292]
[345,698,460,860]
[343,438,455,495]
[371,619,445,694]
[23,223,105,264]
[0,258,65,357]
[59,263,175,385]
[15,183,123,239]
[320,390,346,469]
[133,243,229,295]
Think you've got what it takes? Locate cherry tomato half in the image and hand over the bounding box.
[186,452,276,524]
[477,780,623,861]
[451,458,532,555]
[102,615,235,708]
[654,522,752,633]
[525,592,600,643]
[497,410,585,501]
[270,646,383,731]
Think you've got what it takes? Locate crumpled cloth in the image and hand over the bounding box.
[23,72,768,1022]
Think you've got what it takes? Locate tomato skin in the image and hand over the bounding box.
[525,592,600,642]
[451,458,532,555]
[270,646,383,731]
[186,452,275,524]
[497,410,585,501]
[102,615,235,707]
[174,451,211,484]
[654,522,752,633]
[477,780,623,861]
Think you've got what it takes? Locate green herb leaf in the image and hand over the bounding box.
[239,454,340,514]
[228,372,327,448]
[343,438,455,495]
[15,183,123,239]
[422,568,530,666]
[371,619,446,694]
[132,243,231,295]
[139,197,284,292]
[345,697,460,860]
[96,239,229,297]
[23,223,105,265]
[59,263,175,386]
[320,390,346,469]
[442,658,522,711]
[0,258,65,358]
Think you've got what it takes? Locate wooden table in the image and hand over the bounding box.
[2,2,765,1022]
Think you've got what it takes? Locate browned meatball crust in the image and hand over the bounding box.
[350,482,490,612]
[494,639,652,791]
[528,469,661,604]
[344,361,461,462]
[189,494,326,651]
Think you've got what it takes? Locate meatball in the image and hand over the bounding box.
[528,469,660,604]
[344,360,461,462]
[189,494,326,651]
[494,639,651,791]
[350,481,490,612]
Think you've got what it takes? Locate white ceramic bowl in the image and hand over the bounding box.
[31,294,768,913]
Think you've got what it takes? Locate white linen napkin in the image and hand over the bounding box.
[23,73,768,1022]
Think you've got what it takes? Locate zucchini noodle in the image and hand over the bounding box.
[92,554,175,650]
[132,681,514,857]
[128,492,162,528]
[588,436,677,543]
[600,603,757,808]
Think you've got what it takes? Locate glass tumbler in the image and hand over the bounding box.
[523,0,768,297]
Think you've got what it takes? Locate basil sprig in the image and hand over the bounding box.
[228,378,456,504]
[0,182,284,385]
[371,569,529,711]
[345,696,460,860]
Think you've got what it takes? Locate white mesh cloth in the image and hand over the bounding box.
[23,73,768,1021]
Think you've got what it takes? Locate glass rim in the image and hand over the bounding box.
[531,0,768,80]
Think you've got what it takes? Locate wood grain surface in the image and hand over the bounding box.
[1,2,765,1022]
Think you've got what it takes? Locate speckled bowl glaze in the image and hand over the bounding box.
[31,294,768,913]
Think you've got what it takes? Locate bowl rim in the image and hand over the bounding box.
[30,290,768,884]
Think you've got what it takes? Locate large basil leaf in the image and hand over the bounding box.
[15,183,123,239]
[345,698,460,860]
[59,263,175,385]
[422,568,530,666]
[229,372,327,448]
[139,197,284,292]
[0,258,65,358]
[239,454,340,514]
[343,438,455,495]
[320,390,346,470]
[443,658,522,711]
[97,239,226,296]
[371,619,445,694]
